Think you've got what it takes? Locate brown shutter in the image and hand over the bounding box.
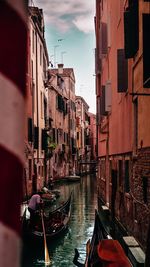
[28,118,33,142]
[95,48,101,74]
[100,85,108,116]
[143,14,150,88]
[52,128,56,142]
[97,96,101,124]
[34,126,39,149]
[100,23,107,56]
[42,129,47,150]
[117,49,128,92]
[101,23,108,55]
[105,80,112,112]
[124,1,139,58]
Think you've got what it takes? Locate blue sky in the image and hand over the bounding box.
[33,0,96,113]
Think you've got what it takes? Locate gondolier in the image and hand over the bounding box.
[28,192,43,226]
[22,192,72,241]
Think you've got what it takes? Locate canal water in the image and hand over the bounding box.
[22,174,98,267]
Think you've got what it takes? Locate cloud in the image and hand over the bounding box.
[33,0,95,33]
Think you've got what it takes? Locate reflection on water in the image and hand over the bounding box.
[22,174,97,267]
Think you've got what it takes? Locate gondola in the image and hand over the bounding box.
[73,210,131,267]
[22,192,72,242]
[65,175,81,182]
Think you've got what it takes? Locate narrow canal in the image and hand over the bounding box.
[22,174,98,267]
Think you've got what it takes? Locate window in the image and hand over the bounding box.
[34,126,39,149]
[41,129,48,150]
[66,133,69,145]
[56,94,64,112]
[105,80,112,112]
[95,48,101,74]
[117,49,128,92]
[28,118,33,142]
[100,85,108,116]
[52,128,56,142]
[124,1,139,58]
[57,129,59,144]
[100,23,108,55]
[143,14,150,88]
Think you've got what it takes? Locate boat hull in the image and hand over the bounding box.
[65,175,81,182]
[22,193,72,242]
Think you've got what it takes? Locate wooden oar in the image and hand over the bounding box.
[41,211,51,266]
[85,239,91,267]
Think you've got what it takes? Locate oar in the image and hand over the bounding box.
[41,211,51,266]
[85,239,91,267]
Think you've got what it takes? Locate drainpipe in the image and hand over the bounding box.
[105,116,109,206]
[35,31,39,161]
[68,79,71,175]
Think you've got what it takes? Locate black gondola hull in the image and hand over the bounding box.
[22,193,72,242]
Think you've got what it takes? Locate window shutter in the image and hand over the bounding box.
[97,96,101,124]
[66,103,68,114]
[124,1,139,58]
[143,14,150,88]
[58,95,61,110]
[66,133,69,145]
[52,128,56,142]
[34,126,39,149]
[61,98,64,112]
[101,23,108,55]
[28,117,33,142]
[57,129,59,144]
[117,49,128,92]
[95,48,101,74]
[105,80,112,112]
[100,85,108,116]
[42,129,47,150]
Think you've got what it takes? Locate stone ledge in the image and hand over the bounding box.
[128,247,145,267]
[123,236,139,247]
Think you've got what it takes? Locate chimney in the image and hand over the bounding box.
[58,63,64,74]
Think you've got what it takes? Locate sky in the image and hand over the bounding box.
[33,0,96,113]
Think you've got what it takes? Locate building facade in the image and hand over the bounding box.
[47,64,76,178]
[75,96,92,173]
[88,112,97,161]
[25,6,49,196]
[95,0,150,249]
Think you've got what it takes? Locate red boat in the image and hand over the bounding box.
[73,210,131,267]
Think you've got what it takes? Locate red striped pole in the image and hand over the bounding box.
[0,1,28,266]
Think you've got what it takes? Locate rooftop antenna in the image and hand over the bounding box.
[61,51,67,63]
[54,45,59,68]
